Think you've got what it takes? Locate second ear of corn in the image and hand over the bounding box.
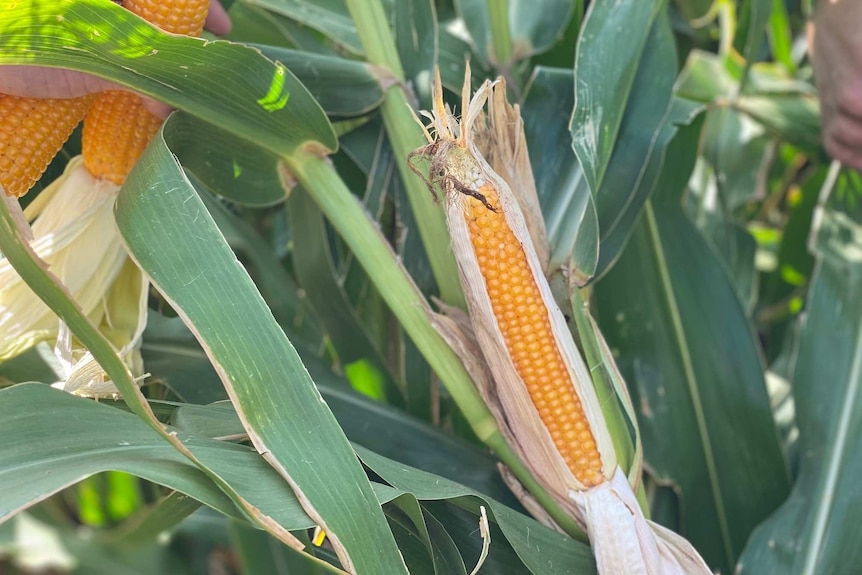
[82,0,209,184]
[412,67,712,575]
[413,67,616,496]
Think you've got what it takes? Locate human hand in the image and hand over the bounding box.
[0,0,231,118]
[809,0,862,171]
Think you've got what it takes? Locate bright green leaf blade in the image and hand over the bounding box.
[767,0,794,72]
[595,122,790,572]
[115,128,408,574]
[0,0,336,156]
[739,166,862,574]
[570,0,665,194]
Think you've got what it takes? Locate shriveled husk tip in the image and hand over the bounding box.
[0,156,148,397]
[417,67,711,575]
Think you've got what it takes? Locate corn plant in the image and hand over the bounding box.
[0,0,857,573]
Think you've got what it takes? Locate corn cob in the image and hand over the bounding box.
[464,184,604,487]
[82,0,209,184]
[0,95,92,197]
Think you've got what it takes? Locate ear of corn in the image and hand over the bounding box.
[413,67,712,575]
[415,67,615,493]
[81,0,209,184]
[0,95,92,198]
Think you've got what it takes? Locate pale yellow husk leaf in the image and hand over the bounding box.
[416,66,711,575]
[0,156,148,396]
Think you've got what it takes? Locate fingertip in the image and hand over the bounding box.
[206,0,232,36]
[140,97,172,120]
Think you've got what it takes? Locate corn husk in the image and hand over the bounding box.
[415,67,711,575]
[0,156,148,396]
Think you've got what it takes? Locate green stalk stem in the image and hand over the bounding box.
[286,151,585,540]
[345,0,465,308]
[487,0,512,67]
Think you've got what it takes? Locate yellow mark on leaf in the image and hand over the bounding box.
[232,160,242,179]
[312,526,326,547]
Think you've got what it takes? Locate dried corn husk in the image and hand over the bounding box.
[414,66,711,575]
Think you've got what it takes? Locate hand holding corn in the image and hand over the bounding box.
[0,0,231,197]
[0,0,224,387]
